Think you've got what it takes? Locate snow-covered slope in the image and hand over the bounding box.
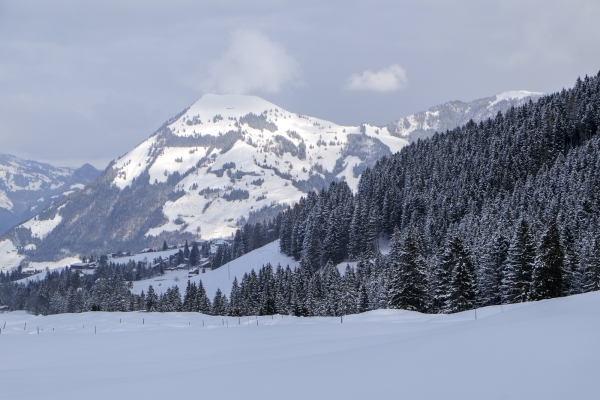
[388,90,544,141]
[130,240,299,299]
[0,154,100,235]
[2,291,599,399]
[0,239,24,272]
[112,94,407,239]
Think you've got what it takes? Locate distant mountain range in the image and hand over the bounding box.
[0,155,100,235]
[0,90,543,268]
[387,90,544,141]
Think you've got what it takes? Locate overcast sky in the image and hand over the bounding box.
[1,0,599,169]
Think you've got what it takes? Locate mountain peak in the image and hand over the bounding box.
[188,93,280,119]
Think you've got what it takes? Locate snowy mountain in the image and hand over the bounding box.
[0,90,544,269]
[0,154,100,235]
[0,94,408,264]
[387,90,544,141]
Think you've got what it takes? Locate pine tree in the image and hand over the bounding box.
[387,228,404,309]
[228,277,242,316]
[146,285,158,312]
[233,229,245,259]
[183,280,193,311]
[341,265,358,315]
[388,231,429,312]
[447,240,476,313]
[582,237,600,292]
[323,260,342,316]
[212,288,225,315]
[532,221,564,300]
[189,242,200,266]
[501,220,535,303]
[162,240,168,251]
[432,236,463,313]
[197,280,211,314]
[184,240,190,259]
[562,226,582,296]
[358,284,369,313]
[478,234,508,306]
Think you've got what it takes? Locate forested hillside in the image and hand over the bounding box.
[278,74,600,313]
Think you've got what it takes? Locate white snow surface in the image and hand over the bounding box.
[0,190,13,210]
[111,94,409,239]
[0,239,24,272]
[111,248,181,264]
[19,204,65,239]
[489,90,545,107]
[2,291,600,399]
[21,257,82,276]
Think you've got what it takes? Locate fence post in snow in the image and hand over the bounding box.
[475,309,477,320]
[24,322,26,330]
[95,326,96,334]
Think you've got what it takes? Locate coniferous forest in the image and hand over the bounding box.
[2,73,600,316]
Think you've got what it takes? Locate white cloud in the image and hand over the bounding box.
[346,64,408,92]
[202,29,302,94]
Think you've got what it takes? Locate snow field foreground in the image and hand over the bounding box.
[2,292,600,399]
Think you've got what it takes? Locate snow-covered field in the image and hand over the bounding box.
[1,291,599,399]
[0,239,24,272]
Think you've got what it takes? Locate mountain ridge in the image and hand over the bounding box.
[0,154,101,235]
[0,90,543,269]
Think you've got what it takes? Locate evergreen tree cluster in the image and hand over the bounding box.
[1,263,137,314]
[278,74,600,310]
